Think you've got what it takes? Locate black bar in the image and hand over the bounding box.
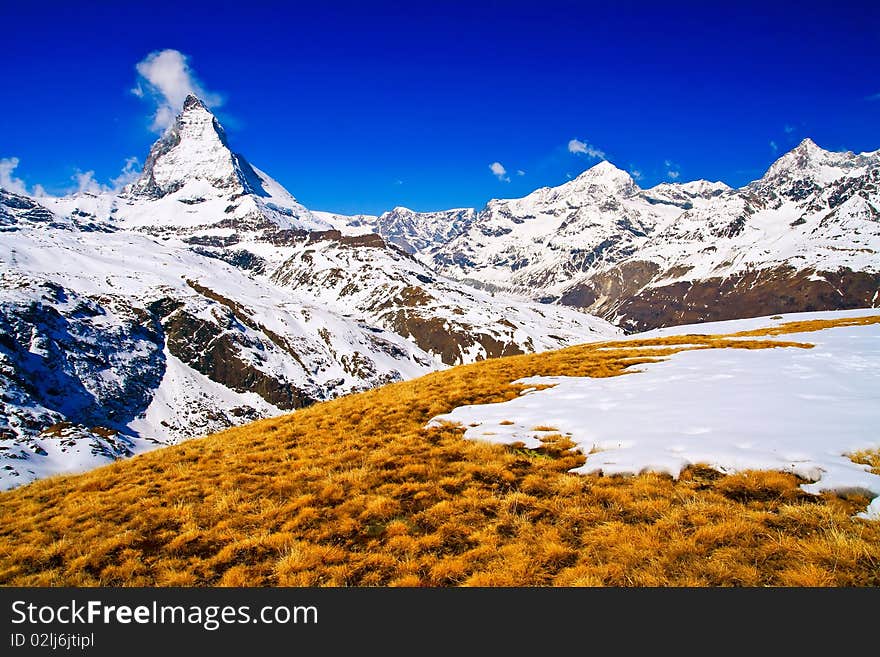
[0,587,873,653]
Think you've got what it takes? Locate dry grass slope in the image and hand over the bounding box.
[1,316,879,586]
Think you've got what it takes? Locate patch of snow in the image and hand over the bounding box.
[429,311,880,519]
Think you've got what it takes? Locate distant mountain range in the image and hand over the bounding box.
[380,138,879,331]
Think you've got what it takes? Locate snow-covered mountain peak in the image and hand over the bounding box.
[113,95,330,232]
[182,93,209,112]
[761,137,856,183]
[125,93,240,199]
[562,160,638,197]
[371,205,477,253]
[674,179,731,196]
[175,94,231,148]
[577,160,634,184]
[768,137,825,171]
[645,179,732,205]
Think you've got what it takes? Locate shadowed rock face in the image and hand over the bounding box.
[161,309,316,410]
[0,289,166,433]
[561,265,880,332]
[558,260,661,314]
[380,310,525,366]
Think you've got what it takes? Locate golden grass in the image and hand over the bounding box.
[849,449,880,475]
[1,315,879,586]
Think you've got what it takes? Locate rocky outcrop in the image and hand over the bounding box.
[608,266,880,332]
[161,308,317,410]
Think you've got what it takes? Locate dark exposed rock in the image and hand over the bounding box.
[609,267,880,332]
[711,215,747,239]
[559,260,660,315]
[162,307,315,410]
[184,233,241,247]
[380,310,524,365]
[190,247,267,274]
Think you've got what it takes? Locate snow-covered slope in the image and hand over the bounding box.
[0,97,619,489]
[413,140,880,330]
[430,309,880,519]
[267,230,612,365]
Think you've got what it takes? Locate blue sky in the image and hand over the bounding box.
[1,0,878,215]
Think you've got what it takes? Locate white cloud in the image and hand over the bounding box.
[663,159,672,168]
[664,158,681,181]
[72,157,142,195]
[516,169,525,176]
[667,170,680,180]
[133,49,223,132]
[568,138,605,159]
[784,124,795,134]
[0,157,29,195]
[489,162,506,176]
[628,168,643,181]
[1,156,140,199]
[72,170,106,195]
[489,161,510,182]
[110,157,141,191]
[770,140,778,152]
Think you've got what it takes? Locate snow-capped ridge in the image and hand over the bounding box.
[650,179,731,196]
[760,137,858,182]
[420,136,879,328]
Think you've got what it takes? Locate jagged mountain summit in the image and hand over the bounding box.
[0,96,618,489]
[124,93,329,232]
[129,94,258,198]
[378,139,879,331]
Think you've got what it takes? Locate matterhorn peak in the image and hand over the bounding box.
[116,92,329,232]
[182,93,208,111]
[124,92,249,200]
